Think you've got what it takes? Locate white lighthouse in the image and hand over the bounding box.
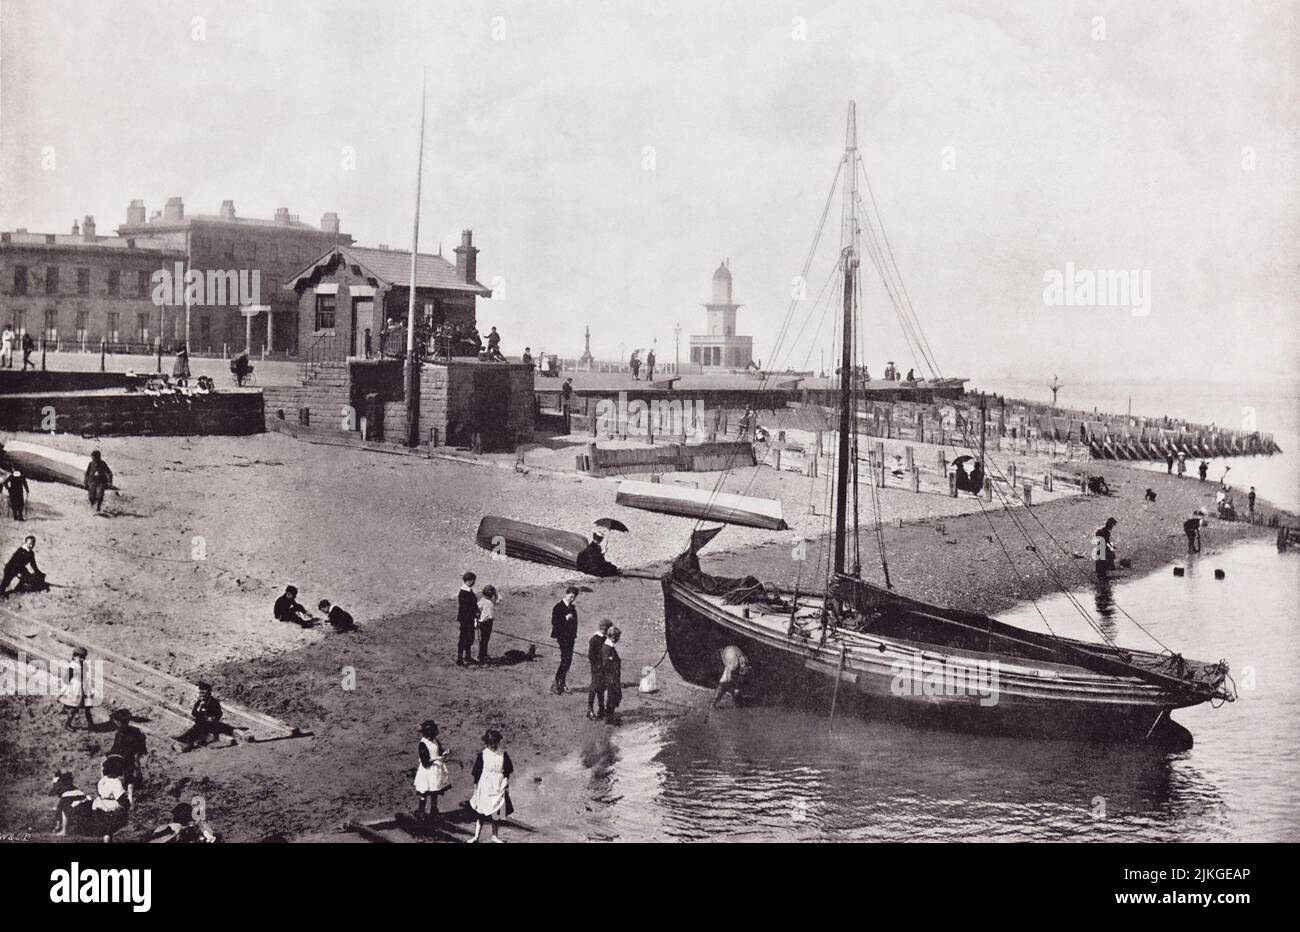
[688,259,754,370]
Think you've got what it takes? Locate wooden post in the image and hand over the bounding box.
[949,471,958,497]
[1022,481,1033,506]
[99,340,106,372]
[904,445,914,471]
[981,477,992,501]
[1009,461,1017,488]
[1044,468,1053,492]
[41,339,46,371]
[938,450,946,474]
[877,462,886,489]
[909,466,920,493]
[587,443,598,475]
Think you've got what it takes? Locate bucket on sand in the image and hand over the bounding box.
[639,666,658,694]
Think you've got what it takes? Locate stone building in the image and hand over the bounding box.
[116,197,352,355]
[0,220,185,349]
[284,231,491,361]
[689,259,754,370]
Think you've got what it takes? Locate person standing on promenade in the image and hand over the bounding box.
[21,331,34,371]
[457,572,479,666]
[550,586,579,694]
[1248,486,1257,517]
[645,347,656,381]
[586,619,612,720]
[477,585,499,662]
[468,728,514,843]
[629,350,641,380]
[1198,460,1208,482]
[602,627,624,724]
[3,468,29,520]
[1,323,13,368]
[84,450,113,513]
[1165,451,1174,474]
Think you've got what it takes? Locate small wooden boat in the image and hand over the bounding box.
[475,516,588,571]
[0,439,112,488]
[616,479,787,530]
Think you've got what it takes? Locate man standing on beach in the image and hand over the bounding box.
[84,450,113,513]
[645,347,656,381]
[3,468,29,520]
[457,572,479,665]
[550,586,579,694]
[1248,486,1256,517]
[1183,515,1203,554]
[1165,451,1174,474]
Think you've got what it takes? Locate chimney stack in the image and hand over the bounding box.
[126,200,146,225]
[321,211,340,235]
[219,200,236,220]
[82,216,96,241]
[163,196,184,222]
[454,229,479,284]
[274,207,291,225]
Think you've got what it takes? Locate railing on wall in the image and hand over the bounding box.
[298,332,350,381]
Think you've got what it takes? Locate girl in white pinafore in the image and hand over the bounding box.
[468,728,514,843]
[413,719,451,820]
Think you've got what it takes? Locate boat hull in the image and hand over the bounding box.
[476,516,588,571]
[616,479,787,530]
[0,440,106,488]
[663,577,1195,747]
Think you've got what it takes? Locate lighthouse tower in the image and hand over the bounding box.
[689,259,754,370]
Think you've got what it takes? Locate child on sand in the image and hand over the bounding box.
[413,720,451,821]
[468,728,514,843]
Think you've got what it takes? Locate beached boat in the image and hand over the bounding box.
[661,103,1234,746]
[0,439,110,488]
[616,479,787,530]
[475,516,588,570]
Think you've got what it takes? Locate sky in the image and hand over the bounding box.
[1,0,1296,385]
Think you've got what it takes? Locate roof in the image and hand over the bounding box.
[713,261,731,280]
[0,231,185,256]
[285,245,491,296]
[118,215,344,235]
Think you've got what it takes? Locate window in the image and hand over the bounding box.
[44,308,57,341]
[107,312,119,343]
[314,293,337,331]
[75,311,88,342]
[199,315,211,347]
[13,265,27,295]
[138,269,150,296]
[107,270,121,296]
[45,266,59,295]
[136,313,149,343]
[77,268,90,295]
[13,309,26,336]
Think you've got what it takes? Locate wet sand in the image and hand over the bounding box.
[0,430,1287,840]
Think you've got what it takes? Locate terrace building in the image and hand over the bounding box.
[0,219,185,349]
[117,197,352,355]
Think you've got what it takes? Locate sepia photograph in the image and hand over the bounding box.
[0,0,1294,908]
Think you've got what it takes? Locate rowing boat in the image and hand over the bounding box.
[0,439,112,488]
[616,479,787,530]
[475,516,588,570]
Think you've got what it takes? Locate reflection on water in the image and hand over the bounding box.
[564,540,1299,841]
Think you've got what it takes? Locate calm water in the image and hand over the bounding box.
[557,539,1299,841]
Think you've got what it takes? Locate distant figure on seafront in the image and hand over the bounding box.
[645,348,656,381]
[1093,517,1118,576]
[1198,460,1209,482]
[486,326,505,361]
[629,350,641,380]
[172,344,191,381]
[21,331,35,370]
[1248,486,1256,516]
[522,346,533,368]
[1166,451,1174,474]
[0,323,13,368]
[1184,515,1203,554]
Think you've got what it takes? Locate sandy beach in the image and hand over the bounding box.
[0,428,1288,840]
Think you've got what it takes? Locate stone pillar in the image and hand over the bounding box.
[265,309,274,354]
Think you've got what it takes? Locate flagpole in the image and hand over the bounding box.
[405,68,427,447]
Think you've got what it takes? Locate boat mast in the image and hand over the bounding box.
[833,101,859,577]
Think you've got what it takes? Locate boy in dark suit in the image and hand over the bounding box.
[457,572,479,665]
[550,586,579,693]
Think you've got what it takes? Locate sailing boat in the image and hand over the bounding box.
[661,103,1234,747]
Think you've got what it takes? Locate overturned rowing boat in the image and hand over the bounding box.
[0,439,112,488]
[616,479,787,530]
[475,516,588,571]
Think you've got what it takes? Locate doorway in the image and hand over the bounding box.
[352,297,375,358]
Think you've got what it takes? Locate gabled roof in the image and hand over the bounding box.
[284,245,491,296]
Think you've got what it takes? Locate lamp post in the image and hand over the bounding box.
[673,322,681,374]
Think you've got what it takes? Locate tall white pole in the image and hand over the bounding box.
[404,68,427,446]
